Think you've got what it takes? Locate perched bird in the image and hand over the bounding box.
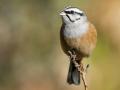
[59,7,97,85]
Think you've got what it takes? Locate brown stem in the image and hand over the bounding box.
[67,50,88,90]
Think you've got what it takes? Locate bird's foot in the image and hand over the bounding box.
[68,50,76,60]
[68,50,80,68]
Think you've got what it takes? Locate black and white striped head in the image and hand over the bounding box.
[60,7,87,24]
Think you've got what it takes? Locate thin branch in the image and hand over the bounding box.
[68,50,88,90]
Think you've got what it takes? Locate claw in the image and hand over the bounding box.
[68,50,76,60]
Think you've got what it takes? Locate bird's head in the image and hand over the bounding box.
[60,7,87,24]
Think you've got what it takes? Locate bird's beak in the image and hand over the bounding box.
[60,11,66,16]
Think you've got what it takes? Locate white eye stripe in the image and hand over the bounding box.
[64,10,84,16]
[64,7,85,16]
[65,8,83,14]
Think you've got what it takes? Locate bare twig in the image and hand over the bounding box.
[68,50,88,90]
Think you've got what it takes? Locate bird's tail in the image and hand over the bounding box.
[67,60,80,85]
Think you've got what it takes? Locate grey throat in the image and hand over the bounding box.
[63,22,89,38]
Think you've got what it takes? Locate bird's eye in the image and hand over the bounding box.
[64,11,70,14]
[70,10,74,14]
[64,10,75,14]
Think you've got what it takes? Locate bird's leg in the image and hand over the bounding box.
[68,50,76,60]
[68,50,80,68]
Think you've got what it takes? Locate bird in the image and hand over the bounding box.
[59,7,97,86]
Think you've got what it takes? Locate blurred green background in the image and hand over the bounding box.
[0,0,120,90]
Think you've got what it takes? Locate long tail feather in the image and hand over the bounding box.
[67,60,80,85]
